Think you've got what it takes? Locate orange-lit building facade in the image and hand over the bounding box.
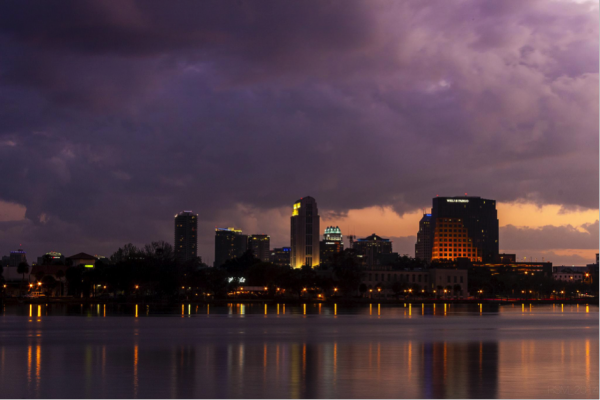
[431,217,482,262]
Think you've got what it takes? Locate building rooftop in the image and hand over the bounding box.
[67,252,97,260]
[356,234,390,242]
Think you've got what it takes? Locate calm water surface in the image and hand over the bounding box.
[0,303,597,398]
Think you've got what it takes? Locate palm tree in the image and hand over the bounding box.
[17,262,29,296]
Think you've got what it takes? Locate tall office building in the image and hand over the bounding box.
[248,234,270,262]
[290,196,320,268]
[352,234,392,266]
[174,211,198,262]
[429,196,499,263]
[415,214,433,261]
[8,249,27,267]
[214,227,247,267]
[320,226,344,264]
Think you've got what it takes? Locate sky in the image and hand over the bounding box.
[0,0,598,266]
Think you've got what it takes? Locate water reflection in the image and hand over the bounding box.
[0,304,597,398]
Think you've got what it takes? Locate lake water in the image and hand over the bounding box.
[0,303,597,398]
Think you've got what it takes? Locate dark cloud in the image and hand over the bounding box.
[0,0,597,259]
[500,221,599,251]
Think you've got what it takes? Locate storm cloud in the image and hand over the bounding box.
[0,0,597,260]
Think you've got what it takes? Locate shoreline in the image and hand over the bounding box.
[2,297,598,306]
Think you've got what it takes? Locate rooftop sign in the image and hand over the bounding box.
[447,199,469,203]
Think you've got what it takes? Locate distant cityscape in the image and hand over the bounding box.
[1,195,598,300]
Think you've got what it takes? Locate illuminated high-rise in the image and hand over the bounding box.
[174,211,198,262]
[290,196,320,268]
[430,196,499,263]
[320,226,343,264]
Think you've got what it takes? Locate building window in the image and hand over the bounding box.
[460,276,463,283]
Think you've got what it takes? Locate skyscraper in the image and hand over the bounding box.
[214,227,247,267]
[415,214,433,261]
[429,196,499,263]
[174,211,198,262]
[290,196,320,268]
[320,226,343,264]
[247,234,270,262]
[8,249,27,267]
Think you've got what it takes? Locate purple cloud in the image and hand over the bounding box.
[0,0,597,260]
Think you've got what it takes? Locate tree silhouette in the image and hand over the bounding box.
[17,262,29,296]
[56,269,65,296]
[359,283,367,298]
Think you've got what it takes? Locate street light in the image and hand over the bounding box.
[334,288,338,292]
[135,285,139,289]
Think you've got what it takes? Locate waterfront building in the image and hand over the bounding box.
[290,196,320,268]
[214,227,247,267]
[472,261,553,277]
[429,196,499,263]
[362,267,468,297]
[174,211,198,262]
[320,226,343,264]
[415,214,432,261]
[352,234,392,266]
[552,267,585,282]
[247,234,270,262]
[270,247,291,267]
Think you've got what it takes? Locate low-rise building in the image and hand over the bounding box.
[497,253,516,263]
[553,267,585,282]
[362,267,468,297]
[472,261,553,277]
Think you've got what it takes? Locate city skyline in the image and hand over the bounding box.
[4,193,598,267]
[0,1,597,266]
